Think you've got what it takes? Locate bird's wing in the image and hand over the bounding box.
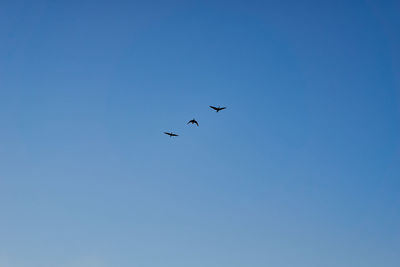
[187,121,191,124]
[195,121,199,126]
[209,106,217,110]
[172,133,178,136]
[220,107,226,110]
[164,132,171,135]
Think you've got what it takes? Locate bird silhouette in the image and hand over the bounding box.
[187,119,199,126]
[209,105,226,112]
[164,132,179,137]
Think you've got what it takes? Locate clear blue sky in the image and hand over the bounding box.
[1,0,399,266]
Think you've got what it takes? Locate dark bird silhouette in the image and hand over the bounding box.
[164,132,179,137]
[187,118,199,126]
[209,105,226,112]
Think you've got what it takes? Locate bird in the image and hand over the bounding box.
[164,132,179,137]
[187,118,199,126]
[209,105,226,112]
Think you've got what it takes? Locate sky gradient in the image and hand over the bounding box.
[1,0,399,266]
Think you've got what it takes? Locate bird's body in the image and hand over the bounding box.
[164,132,179,137]
[209,105,226,112]
[187,119,199,126]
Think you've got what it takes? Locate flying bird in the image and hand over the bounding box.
[164,132,179,137]
[209,106,226,112]
[187,119,199,126]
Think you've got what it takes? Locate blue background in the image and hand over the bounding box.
[1,0,399,266]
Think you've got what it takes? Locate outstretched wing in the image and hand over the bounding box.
[209,106,218,110]
[194,121,199,126]
[164,132,178,137]
[219,107,226,110]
